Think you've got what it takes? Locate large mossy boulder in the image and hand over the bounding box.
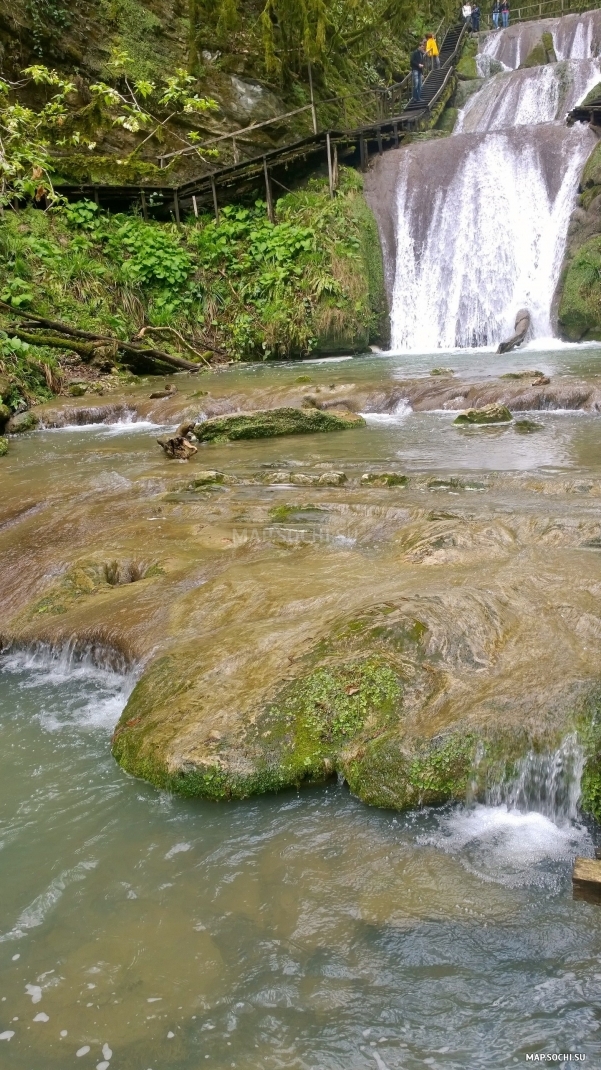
[454,404,512,425]
[194,407,365,442]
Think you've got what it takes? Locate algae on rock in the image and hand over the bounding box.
[194,407,365,442]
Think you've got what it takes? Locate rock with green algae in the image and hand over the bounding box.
[361,472,408,486]
[519,32,557,68]
[453,404,512,425]
[0,436,8,456]
[558,235,601,341]
[6,410,39,433]
[110,597,590,810]
[0,404,11,429]
[193,407,365,442]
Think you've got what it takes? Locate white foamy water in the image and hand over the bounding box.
[360,399,412,424]
[1,645,135,731]
[422,803,590,888]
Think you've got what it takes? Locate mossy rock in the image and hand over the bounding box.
[0,436,8,456]
[557,235,601,341]
[582,141,601,190]
[519,33,557,69]
[456,54,478,80]
[500,369,544,379]
[514,419,543,434]
[6,410,39,433]
[436,106,458,134]
[361,472,408,486]
[194,407,365,442]
[190,470,226,485]
[0,403,11,428]
[430,367,454,376]
[453,404,512,425]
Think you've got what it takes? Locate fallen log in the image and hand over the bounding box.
[0,300,201,373]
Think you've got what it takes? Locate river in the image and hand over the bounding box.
[2,342,601,1068]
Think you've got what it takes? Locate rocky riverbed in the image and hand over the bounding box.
[3,346,601,816]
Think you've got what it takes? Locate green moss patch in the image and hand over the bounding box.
[454,404,512,425]
[194,407,365,442]
[557,235,601,341]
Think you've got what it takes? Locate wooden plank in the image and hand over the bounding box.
[140,189,148,221]
[573,857,601,903]
[173,191,181,225]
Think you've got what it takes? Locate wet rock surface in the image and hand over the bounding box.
[4,353,601,817]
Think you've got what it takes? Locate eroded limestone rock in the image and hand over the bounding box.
[453,404,512,425]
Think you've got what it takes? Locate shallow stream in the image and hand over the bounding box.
[3,345,601,1067]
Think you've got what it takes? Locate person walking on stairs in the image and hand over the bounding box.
[410,40,426,102]
[492,0,500,28]
[425,32,440,70]
[471,3,480,31]
[501,0,510,26]
[462,2,472,25]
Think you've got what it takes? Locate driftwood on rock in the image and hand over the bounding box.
[157,434,198,459]
[497,309,531,354]
[0,300,202,374]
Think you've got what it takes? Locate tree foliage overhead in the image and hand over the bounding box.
[190,0,456,89]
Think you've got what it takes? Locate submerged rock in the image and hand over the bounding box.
[453,404,512,425]
[514,419,543,434]
[193,407,365,442]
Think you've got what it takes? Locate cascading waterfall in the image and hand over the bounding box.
[365,11,601,351]
[484,734,585,823]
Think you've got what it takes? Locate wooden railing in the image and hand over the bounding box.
[479,0,601,30]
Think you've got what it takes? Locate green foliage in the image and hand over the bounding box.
[0,170,385,364]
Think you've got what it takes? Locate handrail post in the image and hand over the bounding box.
[326,132,334,198]
[210,175,219,224]
[263,157,275,223]
[308,63,318,134]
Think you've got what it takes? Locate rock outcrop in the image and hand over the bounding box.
[497,310,531,353]
[193,407,365,442]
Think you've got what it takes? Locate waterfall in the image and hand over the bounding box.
[484,734,585,823]
[365,11,600,351]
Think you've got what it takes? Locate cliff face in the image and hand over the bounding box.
[557,127,601,341]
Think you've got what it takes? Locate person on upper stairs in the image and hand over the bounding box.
[471,3,481,31]
[492,0,500,28]
[501,0,510,27]
[410,40,426,102]
[425,33,440,70]
[462,2,473,25]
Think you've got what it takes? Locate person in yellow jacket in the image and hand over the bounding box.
[425,33,440,70]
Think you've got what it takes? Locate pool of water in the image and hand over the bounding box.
[0,648,599,1070]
